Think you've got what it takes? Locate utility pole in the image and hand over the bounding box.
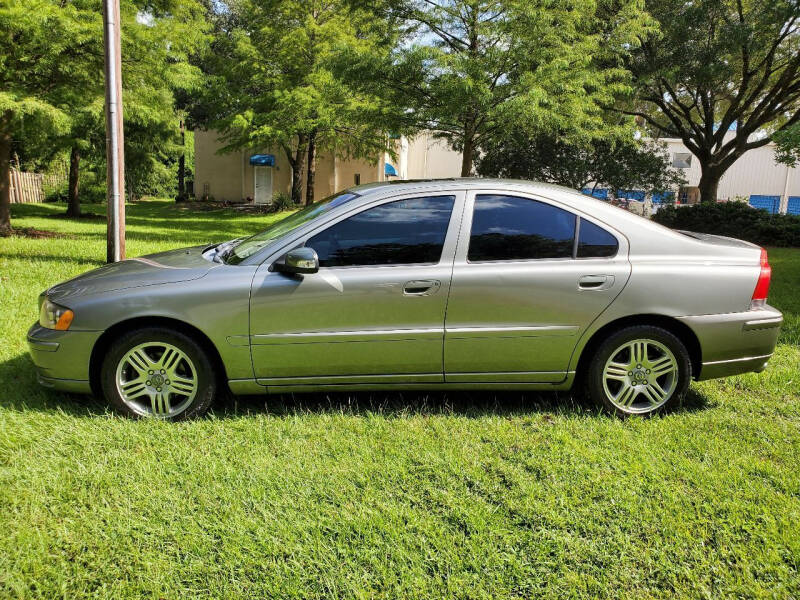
[103,0,125,262]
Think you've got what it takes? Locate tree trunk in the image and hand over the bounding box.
[286,134,308,205]
[460,132,475,177]
[0,111,12,236]
[697,166,721,203]
[177,119,186,202]
[306,130,317,206]
[66,145,81,218]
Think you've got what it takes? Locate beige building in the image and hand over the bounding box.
[193,129,386,204]
[195,128,800,215]
[193,130,464,204]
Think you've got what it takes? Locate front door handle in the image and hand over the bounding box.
[578,275,614,291]
[403,279,441,296]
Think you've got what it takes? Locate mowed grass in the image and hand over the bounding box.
[1,199,799,599]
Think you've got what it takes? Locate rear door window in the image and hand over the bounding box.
[468,194,576,261]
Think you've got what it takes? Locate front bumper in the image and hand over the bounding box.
[27,323,102,394]
[677,306,783,380]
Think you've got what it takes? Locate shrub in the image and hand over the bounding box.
[653,201,800,247]
[270,191,295,212]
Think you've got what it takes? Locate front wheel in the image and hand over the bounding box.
[100,327,216,420]
[585,326,691,417]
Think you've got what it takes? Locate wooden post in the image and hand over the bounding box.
[103,0,125,262]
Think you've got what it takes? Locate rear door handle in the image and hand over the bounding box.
[578,275,614,290]
[403,279,441,296]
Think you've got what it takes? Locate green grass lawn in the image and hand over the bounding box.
[1,199,799,598]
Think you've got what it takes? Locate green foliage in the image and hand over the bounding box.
[774,124,800,167]
[202,0,404,200]
[653,202,800,248]
[0,0,96,139]
[477,133,685,194]
[1,200,800,597]
[270,191,295,212]
[387,0,656,175]
[623,0,800,201]
[0,0,208,218]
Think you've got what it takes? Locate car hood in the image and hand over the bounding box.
[46,245,218,303]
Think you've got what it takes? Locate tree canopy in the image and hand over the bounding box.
[0,0,97,233]
[200,0,405,204]
[385,0,655,176]
[623,0,800,202]
[0,0,206,232]
[476,132,685,195]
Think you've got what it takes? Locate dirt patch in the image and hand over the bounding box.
[175,200,284,215]
[1,227,78,239]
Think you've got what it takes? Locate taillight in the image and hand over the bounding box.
[751,247,771,309]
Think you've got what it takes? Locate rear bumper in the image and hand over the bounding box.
[678,306,783,381]
[27,323,101,394]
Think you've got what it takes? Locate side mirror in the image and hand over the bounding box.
[276,247,319,275]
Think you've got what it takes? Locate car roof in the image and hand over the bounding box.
[349,177,576,197]
[343,178,746,259]
[347,178,622,220]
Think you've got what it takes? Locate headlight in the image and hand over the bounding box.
[39,297,74,330]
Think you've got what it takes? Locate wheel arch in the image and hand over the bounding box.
[572,314,702,384]
[89,316,228,397]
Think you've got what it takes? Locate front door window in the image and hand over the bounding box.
[307,195,456,267]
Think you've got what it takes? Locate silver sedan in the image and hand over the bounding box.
[28,179,783,419]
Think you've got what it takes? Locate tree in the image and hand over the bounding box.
[386,0,655,176]
[774,124,800,167]
[476,132,685,195]
[623,0,800,202]
[0,0,206,230]
[0,0,97,234]
[204,0,403,205]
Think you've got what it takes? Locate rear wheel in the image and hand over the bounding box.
[101,327,216,420]
[586,325,691,417]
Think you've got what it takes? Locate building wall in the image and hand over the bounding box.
[334,154,384,191]
[194,129,385,203]
[405,132,463,179]
[194,129,244,201]
[660,136,800,200]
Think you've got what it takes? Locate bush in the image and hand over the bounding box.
[653,201,800,247]
[270,191,295,212]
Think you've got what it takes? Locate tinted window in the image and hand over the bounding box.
[577,219,618,258]
[227,192,360,263]
[468,195,576,261]
[307,195,455,267]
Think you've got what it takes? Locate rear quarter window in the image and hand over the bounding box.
[577,220,618,258]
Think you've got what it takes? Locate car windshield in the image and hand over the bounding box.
[224,192,360,264]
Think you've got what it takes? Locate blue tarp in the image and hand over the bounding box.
[749,195,781,214]
[616,189,646,201]
[787,197,800,216]
[581,188,608,199]
[652,191,675,204]
[249,154,275,166]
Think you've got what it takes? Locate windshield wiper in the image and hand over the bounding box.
[209,239,242,264]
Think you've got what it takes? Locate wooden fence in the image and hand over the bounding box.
[9,168,45,204]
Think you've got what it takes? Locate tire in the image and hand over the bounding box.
[100,327,217,420]
[585,325,691,417]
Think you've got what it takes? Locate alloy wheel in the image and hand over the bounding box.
[601,338,678,414]
[115,342,198,418]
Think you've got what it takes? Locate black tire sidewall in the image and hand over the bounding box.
[586,325,691,417]
[100,327,216,420]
